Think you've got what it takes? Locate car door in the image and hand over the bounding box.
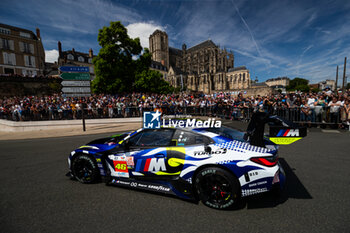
[127,128,177,178]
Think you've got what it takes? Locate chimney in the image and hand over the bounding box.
[58,41,62,57]
[36,28,41,39]
[89,48,93,58]
[72,48,75,53]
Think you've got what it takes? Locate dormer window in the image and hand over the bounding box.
[67,54,74,60]
[78,56,85,62]
[20,32,31,38]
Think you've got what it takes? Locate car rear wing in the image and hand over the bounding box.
[268,125,307,145]
[246,112,307,146]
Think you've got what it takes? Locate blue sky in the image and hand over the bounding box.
[1,0,349,83]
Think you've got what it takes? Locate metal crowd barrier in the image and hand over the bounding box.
[0,105,346,126]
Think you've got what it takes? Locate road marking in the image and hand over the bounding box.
[321,129,340,133]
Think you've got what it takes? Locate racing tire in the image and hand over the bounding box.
[194,167,240,210]
[71,154,99,184]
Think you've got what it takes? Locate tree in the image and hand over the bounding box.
[346,82,350,90]
[134,69,174,94]
[92,21,142,94]
[92,21,174,94]
[287,77,309,92]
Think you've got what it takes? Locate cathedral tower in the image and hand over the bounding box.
[149,30,169,69]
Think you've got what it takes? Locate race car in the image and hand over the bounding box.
[67,114,306,209]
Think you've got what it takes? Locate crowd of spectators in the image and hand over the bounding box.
[0,89,349,128]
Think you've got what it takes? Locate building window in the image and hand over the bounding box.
[19,42,34,53]
[20,32,31,38]
[3,52,16,65]
[0,27,11,35]
[1,39,14,50]
[78,56,85,62]
[24,55,35,67]
[67,54,74,60]
[88,58,92,64]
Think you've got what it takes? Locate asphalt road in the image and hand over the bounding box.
[1,124,350,233]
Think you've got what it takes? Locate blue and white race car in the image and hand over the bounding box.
[67,114,306,209]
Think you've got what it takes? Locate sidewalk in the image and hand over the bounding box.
[0,118,142,140]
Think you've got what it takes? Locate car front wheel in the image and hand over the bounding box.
[194,167,240,209]
[71,154,99,184]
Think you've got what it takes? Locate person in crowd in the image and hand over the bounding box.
[342,98,350,128]
[0,91,349,129]
[328,96,342,128]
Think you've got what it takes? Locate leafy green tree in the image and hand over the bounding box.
[346,82,350,90]
[92,21,142,94]
[92,21,174,94]
[134,69,174,94]
[287,77,309,92]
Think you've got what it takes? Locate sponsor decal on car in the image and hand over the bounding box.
[269,137,302,145]
[241,188,268,197]
[193,148,227,156]
[146,158,165,172]
[277,129,300,137]
[111,179,171,192]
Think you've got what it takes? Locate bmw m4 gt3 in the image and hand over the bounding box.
[67,115,306,209]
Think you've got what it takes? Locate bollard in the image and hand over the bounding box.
[82,106,86,132]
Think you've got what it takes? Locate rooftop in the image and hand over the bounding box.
[187,40,217,52]
[228,66,247,72]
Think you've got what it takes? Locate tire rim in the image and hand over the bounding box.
[73,158,93,182]
[198,173,232,206]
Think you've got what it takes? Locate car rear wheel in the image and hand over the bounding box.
[194,167,240,209]
[71,154,99,184]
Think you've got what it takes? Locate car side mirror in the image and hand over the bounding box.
[204,144,212,154]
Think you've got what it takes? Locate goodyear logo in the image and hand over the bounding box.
[277,129,299,137]
[143,111,161,129]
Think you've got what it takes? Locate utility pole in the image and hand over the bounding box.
[342,57,347,92]
[335,65,338,92]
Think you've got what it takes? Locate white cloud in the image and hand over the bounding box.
[45,49,59,63]
[126,22,165,48]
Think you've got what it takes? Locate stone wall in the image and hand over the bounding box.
[0,76,62,97]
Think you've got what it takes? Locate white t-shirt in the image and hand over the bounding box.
[307,98,316,109]
[328,101,342,113]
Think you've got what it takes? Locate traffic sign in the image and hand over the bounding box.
[59,66,89,72]
[62,87,91,93]
[61,80,91,87]
[60,73,90,80]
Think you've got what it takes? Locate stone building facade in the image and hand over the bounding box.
[149,30,250,93]
[318,79,336,91]
[57,41,95,79]
[265,77,290,87]
[0,23,45,76]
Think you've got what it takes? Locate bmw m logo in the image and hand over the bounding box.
[143,111,161,129]
[277,129,299,137]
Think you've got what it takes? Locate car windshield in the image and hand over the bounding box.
[204,126,246,142]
